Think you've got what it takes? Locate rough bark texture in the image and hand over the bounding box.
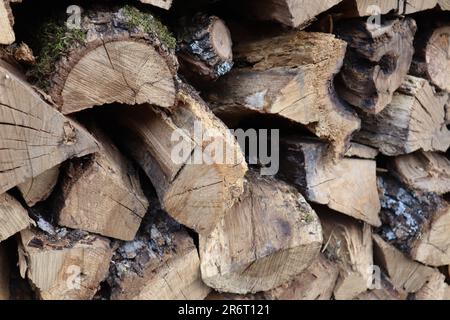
[29,6,178,114]
[0,61,99,195]
[355,76,450,155]
[106,85,247,234]
[278,137,381,226]
[335,17,417,113]
[18,226,113,300]
[177,14,233,82]
[206,31,360,158]
[200,171,323,294]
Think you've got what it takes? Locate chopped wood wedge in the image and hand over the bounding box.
[17,166,60,207]
[355,76,450,156]
[0,0,15,45]
[278,137,381,226]
[0,193,33,242]
[139,0,172,10]
[0,61,99,195]
[354,274,408,300]
[200,171,323,294]
[18,227,113,300]
[206,31,360,158]
[340,0,437,16]
[414,272,449,300]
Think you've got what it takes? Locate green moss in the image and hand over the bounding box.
[30,22,86,89]
[122,5,176,50]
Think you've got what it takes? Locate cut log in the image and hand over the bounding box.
[410,18,450,92]
[345,142,379,159]
[139,0,173,10]
[414,272,449,300]
[29,6,178,114]
[438,0,450,9]
[355,76,450,156]
[0,193,33,242]
[109,209,210,300]
[335,18,417,113]
[390,151,450,195]
[0,243,10,300]
[340,0,437,16]
[373,234,437,293]
[277,137,381,226]
[206,31,360,158]
[200,171,323,294]
[177,14,233,82]
[247,0,343,28]
[54,123,149,242]
[262,254,339,300]
[18,227,113,300]
[320,210,374,300]
[106,86,247,234]
[0,0,15,45]
[0,61,99,195]
[354,274,408,300]
[17,166,60,207]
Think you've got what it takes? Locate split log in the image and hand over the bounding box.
[109,210,210,300]
[200,171,323,294]
[54,123,149,241]
[335,18,417,113]
[139,0,172,10]
[0,0,15,45]
[345,142,379,159]
[277,137,381,226]
[355,76,450,156]
[206,31,360,158]
[390,151,450,195]
[373,234,438,293]
[377,174,450,266]
[320,210,374,300]
[0,61,99,195]
[414,272,449,300]
[0,243,10,299]
[29,6,178,114]
[340,0,437,16]
[106,86,247,234]
[17,166,60,207]
[354,274,408,300]
[247,0,343,28]
[18,227,113,300]
[0,193,33,242]
[410,18,450,92]
[177,14,233,82]
[439,0,450,9]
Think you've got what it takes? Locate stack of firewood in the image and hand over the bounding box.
[1,0,450,300]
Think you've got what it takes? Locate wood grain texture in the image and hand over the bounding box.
[139,0,172,10]
[17,166,60,207]
[0,0,15,45]
[0,193,33,242]
[200,172,323,294]
[0,61,99,195]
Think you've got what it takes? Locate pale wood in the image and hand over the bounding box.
[438,0,450,9]
[18,228,113,300]
[345,142,379,159]
[17,166,60,207]
[0,0,15,45]
[0,243,10,300]
[355,76,450,156]
[278,138,381,226]
[33,7,177,114]
[342,0,437,16]
[139,0,172,10]
[354,275,408,300]
[108,86,247,234]
[248,0,343,28]
[320,211,374,300]
[0,61,99,195]
[109,214,210,300]
[335,18,417,113]
[0,193,33,242]
[200,171,323,294]
[206,31,360,158]
[390,152,450,195]
[414,272,449,300]
[56,123,149,241]
[373,234,436,293]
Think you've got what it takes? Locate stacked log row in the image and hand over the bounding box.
[0,0,450,301]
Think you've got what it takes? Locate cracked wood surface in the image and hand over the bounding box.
[18,228,113,300]
[17,165,60,207]
[206,31,360,158]
[0,61,99,195]
[106,85,247,234]
[54,121,149,242]
[355,75,450,156]
[200,171,323,294]
[278,137,381,226]
[0,193,33,242]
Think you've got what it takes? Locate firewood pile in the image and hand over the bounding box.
[1,0,450,301]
